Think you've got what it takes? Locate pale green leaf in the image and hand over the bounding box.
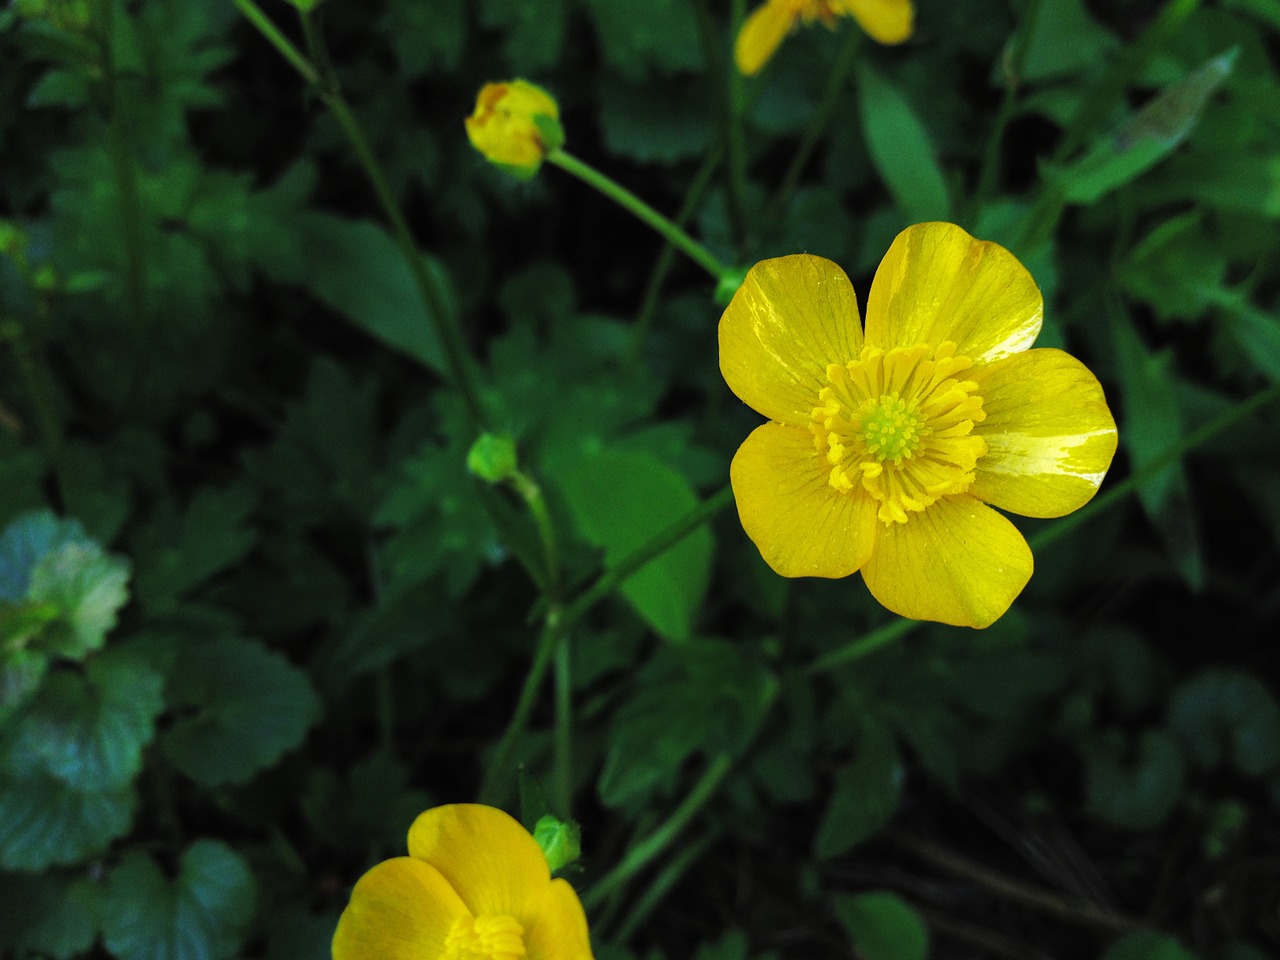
[833,891,929,960]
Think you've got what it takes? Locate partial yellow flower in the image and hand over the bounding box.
[719,222,1118,628]
[465,80,564,180]
[735,0,914,76]
[333,804,593,960]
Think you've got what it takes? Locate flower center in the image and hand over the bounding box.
[442,914,526,960]
[811,342,988,525]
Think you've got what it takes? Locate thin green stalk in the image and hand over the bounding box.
[695,0,746,251]
[561,484,735,632]
[552,634,573,815]
[611,828,722,941]
[1030,381,1280,550]
[479,622,560,804]
[767,27,862,223]
[231,0,319,85]
[805,616,918,675]
[582,753,734,911]
[546,151,731,281]
[627,145,724,366]
[234,0,488,430]
[963,0,1044,227]
[511,470,562,600]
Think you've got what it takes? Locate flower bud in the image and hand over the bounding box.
[532,814,581,873]
[465,80,564,180]
[466,433,520,484]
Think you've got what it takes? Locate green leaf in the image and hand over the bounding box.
[1102,930,1201,960]
[583,0,701,79]
[598,75,713,164]
[14,652,163,792]
[162,637,321,787]
[0,871,103,958]
[479,0,569,73]
[857,64,950,222]
[384,0,465,75]
[132,485,257,609]
[248,203,449,376]
[103,840,256,960]
[555,449,712,643]
[0,775,135,871]
[1119,211,1228,324]
[1019,0,1119,82]
[1167,669,1280,776]
[815,718,902,858]
[1061,48,1238,204]
[0,649,49,718]
[1084,729,1185,830]
[833,891,929,960]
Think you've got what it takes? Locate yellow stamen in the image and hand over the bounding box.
[810,342,988,524]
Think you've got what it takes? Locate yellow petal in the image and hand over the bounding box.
[525,879,594,960]
[860,495,1033,628]
[407,804,549,918]
[735,1,798,76]
[841,0,914,44]
[731,421,879,578]
[332,857,470,960]
[720,254,865,426]
[864,222,1043,362]
[969,348,1118,518]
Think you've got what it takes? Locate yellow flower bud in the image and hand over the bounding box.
[465,80,564,180]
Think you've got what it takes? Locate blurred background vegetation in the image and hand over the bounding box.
[1,0,1279,958]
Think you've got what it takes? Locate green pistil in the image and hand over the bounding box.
[860,393,923,463]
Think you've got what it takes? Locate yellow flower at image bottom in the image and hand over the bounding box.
[333,804,593,960]
[719,222,1118,629]
[736,0,914,75]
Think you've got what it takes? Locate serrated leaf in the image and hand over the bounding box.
[1167,669,1280,776]
[1062,48,1238,204]
[0,649,49,718]
[833,891,929,960]
[1119,211,1228,324]
[14,652,163,791]
[555,449,712,643]
[479,0,569,73]
[0,871,102,958]
[857,64,950,222]
[383,0,465,75]
[583,0,701,79]
[103,840,256,960]
[0,775,135,871]
[1084,729,1185,830]
[815,717,902,858]
[1020,0,1119,83]
[598,75,713,164]
[162,637,320,786]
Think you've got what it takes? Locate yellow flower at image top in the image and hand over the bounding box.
[333,804,593,960]
[719,222,1118,628]
[465,80,564,180]
[735,0,914,76]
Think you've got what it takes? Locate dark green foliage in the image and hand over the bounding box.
[1,0,1278,958]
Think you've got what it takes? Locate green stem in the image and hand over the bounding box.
[627,146,724,366]
[611,828,722,941]
[1030,381,1280,550]
[560,484,735,632]
[582,753,734,911]
[727,0,750,255]
[546,151,731,281]
[479,621,560,804]
[767,27,862,222]
[511,470,562,600]
[805,616,918,675]
[963,0,1044,227]
[234,0,488,430]
[231,0,319,86]
[695,0,746,251]
[552,634,573,815]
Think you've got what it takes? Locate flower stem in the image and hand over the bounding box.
[611,827,722,941]
[233,0,488,431]
[805,616,919,675]
[510,469,562,600]
[695,0,747,251]
[560,483,735,632]
[479,620,560,804]
[545,150,731,281]
[767,27,862,223]
[1030,380,1280,550]
[582,753,734,911]
[552,634,573,815]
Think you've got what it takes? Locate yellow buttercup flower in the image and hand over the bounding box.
[465,80,564,180]
[333,804,594,960]
[735,0,914,76]
[719,222,1118,628]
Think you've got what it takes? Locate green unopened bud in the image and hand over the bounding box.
[714,265,750,307]
[532,815,581,873]
[467,433,519,484]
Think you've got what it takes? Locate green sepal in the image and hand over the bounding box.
[532,814,582,873]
